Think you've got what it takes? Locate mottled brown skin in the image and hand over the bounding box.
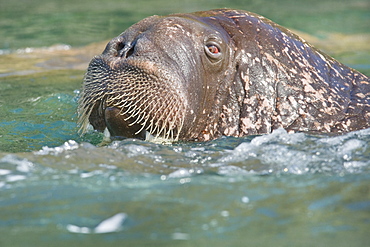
[78,9,370,142]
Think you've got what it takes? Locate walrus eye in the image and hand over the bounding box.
[207,45,219,54]
[205,42,222,61]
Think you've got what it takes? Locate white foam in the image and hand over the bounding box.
[168,168,192,178]
[0,169,11,176]
[66,224,92,234]
[66,213,127,234]
[218,165,254,176]
[94,213,127,234]
[340,139,365,154]
[35,140,79,155]
[250,128,305,146]
[125,144,150,157]
[241,196,250,204]
[0,154,34,173]
[343,161,368,173]
[6,175,27,182]
[216,129,318,174]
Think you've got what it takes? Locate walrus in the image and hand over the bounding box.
[78,9,370,142]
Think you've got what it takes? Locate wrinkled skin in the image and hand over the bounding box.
[78,9,370,142]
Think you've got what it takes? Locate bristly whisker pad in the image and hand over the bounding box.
[78,58,187,142]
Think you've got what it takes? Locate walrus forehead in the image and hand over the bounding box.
[123,13,231,48]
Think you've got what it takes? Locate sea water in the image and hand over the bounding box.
[0,128,369,246]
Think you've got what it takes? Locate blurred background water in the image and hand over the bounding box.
[0,0,369,246]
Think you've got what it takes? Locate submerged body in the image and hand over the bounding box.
[78,9,370,142]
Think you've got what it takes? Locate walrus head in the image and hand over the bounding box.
[78,12,235,142]
[79,9,370,142]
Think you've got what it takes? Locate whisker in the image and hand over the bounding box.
[78,62,186,142]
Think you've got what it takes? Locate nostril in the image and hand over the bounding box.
[117,41,135,58]
[126,46,135,57]
[116,42,125,54]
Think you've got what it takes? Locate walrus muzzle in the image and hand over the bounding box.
[78,51,187,141]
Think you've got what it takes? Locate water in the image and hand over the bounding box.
[1,130,370,246]
[1,0,370,246]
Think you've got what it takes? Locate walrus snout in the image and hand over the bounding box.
[78,45,189,142]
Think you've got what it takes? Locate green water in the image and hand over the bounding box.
[1,0,369,50]
[1,0,369,246]
[0,71,81,152]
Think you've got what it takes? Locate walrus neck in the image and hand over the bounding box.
[188,71,244,142]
